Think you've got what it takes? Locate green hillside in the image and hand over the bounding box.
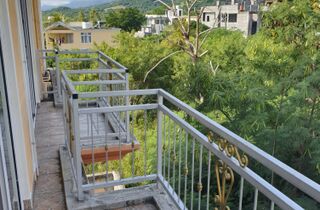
[42,0,217,23]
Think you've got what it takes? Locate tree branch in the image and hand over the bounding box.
[144,50,183,82]
[154,0,172,10]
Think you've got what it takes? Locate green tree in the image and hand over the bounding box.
[78,10,85,21]
[105,8,146,32]
[89,8,100,25]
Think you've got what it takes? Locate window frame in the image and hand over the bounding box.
[81,32,92,44]
[0,35,21,210]
[228,13,237,23]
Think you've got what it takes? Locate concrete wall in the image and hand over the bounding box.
[45,28,120,50]
[201,4,253,36]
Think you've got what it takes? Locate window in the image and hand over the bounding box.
[0,38,20,210]
[155,20,160,24]
[178,10,182,16]
[20,0,36,119]
[81,33,92,43]
[207,15,210,22]
[66,34,73,43]
[228,14,237,22]
[203,13,206,22]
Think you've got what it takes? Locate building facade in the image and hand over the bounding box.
[0,0,43,209]
[201,0,261,36]
[44,22,120,50]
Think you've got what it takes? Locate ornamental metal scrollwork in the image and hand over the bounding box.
[207,131,249,168]
[214,160,234,210]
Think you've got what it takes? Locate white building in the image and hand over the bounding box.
[135,5,184,37]
[201,0,261,36]
[166,5,184,24]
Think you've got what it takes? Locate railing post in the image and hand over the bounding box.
[157,94,163,179]
[125,70,130,143]
[71,93,84,200]
[55,49,61,104]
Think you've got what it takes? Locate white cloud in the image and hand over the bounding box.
[42,0,71,7]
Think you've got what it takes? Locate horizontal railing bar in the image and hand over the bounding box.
[159,89,320,202]
[42,90,57,94]
[82,174,157,191]
[40,56,56,59]
[78,89,159,98]
[61,72,77,95]
[159,105,303,210]
[78,104,158,114]
[58,50,98,55]
[39,49,55,52]
[98,51,127,70]
[114,72,125,80]
[72,80,126,86]
[98,58,111,68]
[59,58,98,62]
[63,69,127,74]
[80,132,126,141]
[158,175,186,210]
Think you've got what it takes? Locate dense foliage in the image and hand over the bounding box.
[105,8,146,32]
[90,0,320,208]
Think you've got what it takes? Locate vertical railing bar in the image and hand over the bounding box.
[163,114,166,179]
[184,132,188,209]
[167,118,171,184]
[198,145,203,210]
[72,96,84,200]
[190,139,195,210]
[178,127,182,198]
[253,188,259,210]
[104,113,109,182]
[131,111,135,177]
[86,102,89,136]
[206,151,211,210]
[173,123,176,191]
[270,201,275,210]
[157,95,163,186]
[238,177,244,210]
[125,73,130,144]
[96,107,99,135]
[90,114,95,184]
[144,110,147,176]
[118,111,123,179]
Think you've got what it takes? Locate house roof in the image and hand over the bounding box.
[45,21,77,32]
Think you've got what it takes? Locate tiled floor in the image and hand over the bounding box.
[33,102,66,210]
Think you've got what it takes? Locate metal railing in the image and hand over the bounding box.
[61,67,320,210]
[39,49,127,105]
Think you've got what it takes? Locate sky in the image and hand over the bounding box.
[41,0,113,10]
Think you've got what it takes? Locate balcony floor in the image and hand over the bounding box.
[33,102,179,210]
[33,102,66,209]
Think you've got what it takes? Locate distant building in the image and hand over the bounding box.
[135,15,168,37]
[44,21,120,50]
[201,0,263,36]
[166,5,184,24]
[135,5,184,37]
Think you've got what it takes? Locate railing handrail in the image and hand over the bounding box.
[158,89,320,203]
[73,88,320,203]
[98,51,128,70]
[159,104,303,210]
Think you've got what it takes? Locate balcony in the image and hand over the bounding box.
[34,50,320,210]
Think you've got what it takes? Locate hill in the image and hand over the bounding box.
[42,0,217,22]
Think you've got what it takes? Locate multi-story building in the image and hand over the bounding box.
[201,0,262,36]
[135,6,184,37]
[44,21,120,50]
